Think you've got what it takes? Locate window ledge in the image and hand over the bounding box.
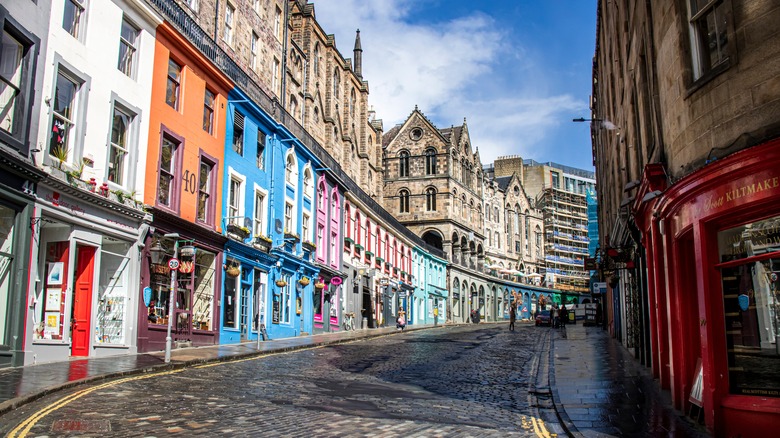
[685,58,731,98]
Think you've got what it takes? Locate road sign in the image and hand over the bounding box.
[168,258,180,270]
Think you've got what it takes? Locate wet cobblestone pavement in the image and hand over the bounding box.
[0,325,561,437]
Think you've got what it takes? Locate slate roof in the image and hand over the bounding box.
[494,176,512,191]
[382,124,402,148]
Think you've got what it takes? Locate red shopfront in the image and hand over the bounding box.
[634,139,780,437]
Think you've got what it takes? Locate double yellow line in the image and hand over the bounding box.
[7,369,182,438]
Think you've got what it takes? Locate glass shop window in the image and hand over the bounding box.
[717,215,780,398]
[96,237,132,345]
[223,259,239,329]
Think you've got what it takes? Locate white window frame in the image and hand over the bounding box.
[227,169,245,226]
[48,63,89,168]
[224,2,235,46]
[63,0,86,41]
[117,17,139,78]
[251,31,259,70]
[106,98,138,189]
[253,185,268,238]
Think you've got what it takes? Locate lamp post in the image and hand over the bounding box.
[163,232,180,363]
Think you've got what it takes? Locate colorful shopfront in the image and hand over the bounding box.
[137,210,225,352]
[633,140,780,436]
[28,182,146,363]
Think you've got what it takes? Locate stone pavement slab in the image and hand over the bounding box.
[549,324,711,437]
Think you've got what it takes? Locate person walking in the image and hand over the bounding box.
[396,309,407,331]
[509,304,517,331]
[433,306,439,327]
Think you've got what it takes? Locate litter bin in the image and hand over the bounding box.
[362,317,368,329]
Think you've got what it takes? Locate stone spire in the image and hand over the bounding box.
[353,29,363,79]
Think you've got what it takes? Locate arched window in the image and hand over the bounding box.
[355,212,361,246]
[313,106,320,123]
[494,206,500,223]
[425,148,437,175]
[333,68,340,98]
[399,189,410,213]
[350,88,356,116]
[426,187,437,211]
[461,195,467,218]
[399,151,410,177]
[495,231,500,249]
[303,167,313,200]
[470,199,475,222]
[289,95,298,118]
[285,153,297,184]
[345,204,352,239]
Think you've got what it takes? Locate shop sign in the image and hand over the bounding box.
[143,287,152,307]
[168,258,180,270]
[584,257,597,270]
[592,282,607,294]
[272,300,280,324]
[703,174,779,214]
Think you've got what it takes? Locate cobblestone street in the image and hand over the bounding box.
[0,324,562,437]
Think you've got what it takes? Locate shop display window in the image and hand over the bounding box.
[718,216,780,397]
[223,259,239,329]
[36,241,69,340]
[96,237,131,345]
[148,240,215,331]
[0,205,15,344]
[252,268,265,331]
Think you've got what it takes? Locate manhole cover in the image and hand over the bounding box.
[52,419,111,433]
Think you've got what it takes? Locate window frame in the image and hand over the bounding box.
[156,127,185,213]
[196,151,219,226]
[106,95,140,189]
[425,148,437,175]
[62,0,85,41]
[398,150,410,177]
[166,57,182,110]
[426,187,437,211]
[0,15,40,153]
[687,0,733,84]
[399,189,410,213]
[203,88,216,135]
[227,172,245,227]
[232,110,244,155]
[117,17,139,78]
[223,2,235,46]
[256,128,266,169]
[47,59,90,168]
[250,31,259,71]
[253,186,268,238]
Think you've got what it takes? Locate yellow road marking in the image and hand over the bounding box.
[7,369,182,438]
[531,416,552,438]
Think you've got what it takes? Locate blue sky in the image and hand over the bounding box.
[312,0,598,171]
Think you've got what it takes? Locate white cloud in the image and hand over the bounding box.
[313,0,589,166]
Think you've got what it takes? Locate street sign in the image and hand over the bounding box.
[168,258,180,270]
[584,257,597,270]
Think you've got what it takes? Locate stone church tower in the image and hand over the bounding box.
[382,107,485,269]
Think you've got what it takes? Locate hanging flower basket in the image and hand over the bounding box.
[179,245,196,258]
[227,223,250,239]
[298,276,310,286]
[225,264,241,277]
[314,281,326,290]
[276,279,288,288]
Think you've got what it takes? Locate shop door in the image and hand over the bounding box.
[240,282,250,341]
[71,246,96,357]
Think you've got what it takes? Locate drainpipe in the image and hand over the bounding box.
[280,0,290,109]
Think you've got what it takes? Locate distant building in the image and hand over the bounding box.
[523,161,596,295]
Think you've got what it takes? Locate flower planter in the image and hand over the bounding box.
[302,241,316,252]
[298,277,310,286]
[275,279,288,288]
[314,282,326,290]
[283,232,300,242]
[179,245,196,258]
[253,237,272,252]
[227,224,250,240]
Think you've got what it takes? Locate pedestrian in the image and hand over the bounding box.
[433,306,439,327]
[509,304,516,331]
[396,309,406,331]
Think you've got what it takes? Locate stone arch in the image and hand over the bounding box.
[422,229,443,250]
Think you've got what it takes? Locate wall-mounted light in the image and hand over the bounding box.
[641,190,663,203]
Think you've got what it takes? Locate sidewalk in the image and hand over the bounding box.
[549,324,711,437]
[0,324,426,416]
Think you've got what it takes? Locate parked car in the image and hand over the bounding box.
[535,310,552,327]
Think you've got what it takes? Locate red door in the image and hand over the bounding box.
[71,246,96,357]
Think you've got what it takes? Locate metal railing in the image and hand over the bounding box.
[148,0,443,259]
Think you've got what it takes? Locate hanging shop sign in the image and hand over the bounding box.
[272,299,280,324]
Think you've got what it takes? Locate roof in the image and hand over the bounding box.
[382,124,402,148]
[439,125,464,148]
[494,176,512,191]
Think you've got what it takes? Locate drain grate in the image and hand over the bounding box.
[52,419,111,433]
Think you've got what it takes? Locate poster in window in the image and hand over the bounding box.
[45,289,62,312]
[45,312,60,334]
[47,262,64,286]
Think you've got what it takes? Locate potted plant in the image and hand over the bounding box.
[275,279,288,288]
[51,145,69,170]
[314,281,326,290]
[298,276,310,286]
[302,240,316,252]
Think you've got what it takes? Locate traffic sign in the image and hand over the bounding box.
[168,258,180,270]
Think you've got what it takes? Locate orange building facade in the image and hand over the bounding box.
[136,22,234,352]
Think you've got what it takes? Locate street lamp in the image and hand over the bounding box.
[163,232,180,363]
[572,117,619,131]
